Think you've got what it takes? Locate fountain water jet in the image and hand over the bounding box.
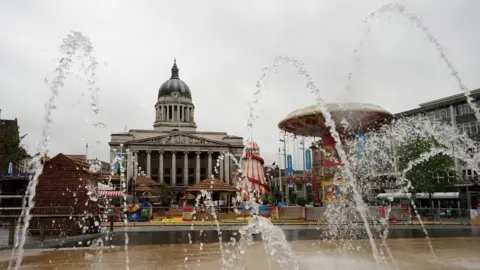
[9,31,102,270]
[345,1,480,121]
[252,56,382,265]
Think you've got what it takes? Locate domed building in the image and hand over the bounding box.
[154,60,196,132]
[109,60,244,191]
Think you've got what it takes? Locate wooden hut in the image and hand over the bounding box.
[185,178,238,213]
[135,176,160,186]
[31,153,100,236]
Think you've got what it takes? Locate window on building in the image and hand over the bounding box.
[457,121,480,135]
[462,169,478,182]
[455,103,474,116]
[164,176,171,185]
[426,108,449,121]
[435,108,449,120]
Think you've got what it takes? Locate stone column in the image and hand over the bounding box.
[177,105,181,121]
[186,106,190,122]
[159,151,164,184]
[184,151,189,186]
[224,153,230,184]
[195,152,201,184]
[146,150,151,178]
[166,106,169,121]
[133,151,138,177]
[207,152,213,177]
[219,153,224,181]
[171,152,176,186]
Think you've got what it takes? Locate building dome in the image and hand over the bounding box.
[158,59,192,99]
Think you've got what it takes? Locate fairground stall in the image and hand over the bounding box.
[278,103,393,204]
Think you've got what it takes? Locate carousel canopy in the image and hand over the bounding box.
[185,178,238,193]
[278,102,393,137]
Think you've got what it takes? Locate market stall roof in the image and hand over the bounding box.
[278,102,393,137]
[185,178,238,193]
[135,184,154,192]
[136,176,160,186]
[180,193,196,200]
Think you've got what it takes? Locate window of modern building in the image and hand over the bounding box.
[457,121,480,135]
[455,103,474,116]
[426,108,450,121]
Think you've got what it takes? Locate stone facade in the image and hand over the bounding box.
[108,61,244,189]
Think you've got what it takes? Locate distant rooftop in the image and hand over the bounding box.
[395,88,480,117]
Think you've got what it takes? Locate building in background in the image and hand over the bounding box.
[0,111,29,174]
[394,88,480,186]
[109,60,244,193]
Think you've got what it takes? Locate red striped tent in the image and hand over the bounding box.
[98,190,123,197]
[240,140,269,196]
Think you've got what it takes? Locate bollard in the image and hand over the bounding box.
[39,220,45,241]
[8,219,15,246]
[110,217,114,233]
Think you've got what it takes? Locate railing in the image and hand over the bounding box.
[0,206,75,218]
[304,206,471,224]
[0,205,473,225]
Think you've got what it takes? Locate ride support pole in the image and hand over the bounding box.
[39,219,45,241]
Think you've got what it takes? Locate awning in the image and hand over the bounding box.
[376,192,459,200]
[98,190,123,197]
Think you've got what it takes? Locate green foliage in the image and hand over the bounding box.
[288,188,297,204]
[155,183,172,206]
[261,197,270,205]
[268,186,283,204]
[306,185,316,203]
[0,128,27,172]
[296,197,306,206]
[396,136,455,194]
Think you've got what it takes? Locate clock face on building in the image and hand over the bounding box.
[171,92,180,99]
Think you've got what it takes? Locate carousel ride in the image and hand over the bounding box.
[278,102,393,203]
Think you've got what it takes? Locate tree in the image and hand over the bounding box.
[396,136,455,195]
[0,128,28,173]
[155,183,172,206]
[268,186,283,204]
[306,185,316,203]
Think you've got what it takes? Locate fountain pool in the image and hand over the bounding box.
[1,238,480,269]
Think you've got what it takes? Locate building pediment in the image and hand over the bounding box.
[130,133,229,146]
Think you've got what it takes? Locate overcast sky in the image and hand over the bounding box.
[1,0,479,168]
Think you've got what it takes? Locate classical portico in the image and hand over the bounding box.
[109,60,243,191]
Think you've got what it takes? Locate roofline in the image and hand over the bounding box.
[394,88,480,117]
[419,88,480,108]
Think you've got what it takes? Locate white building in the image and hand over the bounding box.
[108,60,244,190]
